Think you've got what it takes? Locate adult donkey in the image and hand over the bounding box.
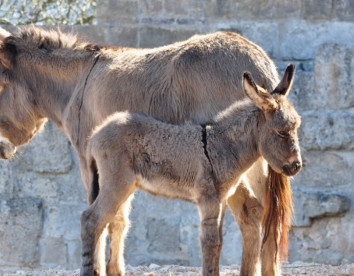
[0,26,296,275]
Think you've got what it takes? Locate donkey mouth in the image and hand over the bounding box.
[0,141,16,159]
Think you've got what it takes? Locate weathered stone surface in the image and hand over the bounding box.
[314,44,354,110]
[204,0,273,20]
[289,213,354,265]
[299,109,354,151]
[96,0,138,24]
[102,26,138,47]
[39,237,68,268]
[15,122,72,174]
[292,188,351,227]
[303,0,332,21]
[292,150,354,188]
[139,27,198,48]
[334,0,354,21]
[0,162,13,197]
[278,21,354,60]
[0,198,42,267]
[272,0,301,19]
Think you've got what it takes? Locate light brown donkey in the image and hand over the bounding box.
[83,65,302,276]
[0,26,296,275]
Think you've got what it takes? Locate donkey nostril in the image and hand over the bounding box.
[293,161,301,172]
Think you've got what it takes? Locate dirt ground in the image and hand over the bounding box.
[1,263,354,276]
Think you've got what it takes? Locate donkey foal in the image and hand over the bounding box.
[81,65,302,276]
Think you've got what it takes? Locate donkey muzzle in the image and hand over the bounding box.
[0,139,16,159]
[282,161,302,176]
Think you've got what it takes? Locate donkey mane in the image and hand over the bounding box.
[6,27,82,50]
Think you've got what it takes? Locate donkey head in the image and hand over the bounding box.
[0,27,47,159]
[243,64,302,176]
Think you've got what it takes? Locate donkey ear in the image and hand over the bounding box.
[0,27,11,42]
[243,72,277,112]
[272,64,295,96]
[0,28,15,69]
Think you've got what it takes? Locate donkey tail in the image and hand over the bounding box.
[262,165,293,260]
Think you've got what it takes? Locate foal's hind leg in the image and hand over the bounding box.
[80,169,135,276]
[106,195,134,276]
[198,196,225,276]
[227,183,262,276]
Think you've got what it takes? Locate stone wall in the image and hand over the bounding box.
[0,0,353,271]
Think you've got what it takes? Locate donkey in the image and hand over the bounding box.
[82,66,301,276]
[0,26,295,275]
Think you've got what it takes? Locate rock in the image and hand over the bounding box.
[314,44,354,110]
[299,109,354,151]
[292,188,351,227]
[292,150,354,188]
[0,198,42,268]
[14,122,73,174]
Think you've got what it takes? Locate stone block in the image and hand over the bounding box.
[39,237,68,268]
[96,0,138,24]
[164,0,203,20]
[204,0,272,20]
[314,44,354,110]
[334,0,354,21]
[42,203,86,241]
[287,70,315,112]
[292,188,350,227]
[272,0,301,19]
[289,214,354,264]
[303,0,333,21]
[139,0,164,17]
[139,27,198,48]
[0,161,13,197]
[0,198,42,267]
[292,150,354,188]
[14,122,72,174]
[299,109,354,151]
[102,26,138,47]
[279,21,354,60]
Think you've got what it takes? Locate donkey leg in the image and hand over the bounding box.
[80,156,107,276]
[106,195,134,276]
[198,197,225,276]
[227,184,262,276]
[80,171,135,276]
[261,223,281,276]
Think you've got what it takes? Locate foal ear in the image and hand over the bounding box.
[272,64,295,97]
[243,72,277,112]
[0,27,11,42]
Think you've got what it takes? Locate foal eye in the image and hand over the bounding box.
[277,131,289,138]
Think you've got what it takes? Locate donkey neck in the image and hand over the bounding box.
[207,100,263,182]
[19,54,97,128]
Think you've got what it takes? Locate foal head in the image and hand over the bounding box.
[243,64,302,176]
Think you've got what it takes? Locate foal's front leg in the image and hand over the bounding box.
[198,196,226,276]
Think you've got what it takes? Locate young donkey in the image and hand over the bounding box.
[82,65,302,276]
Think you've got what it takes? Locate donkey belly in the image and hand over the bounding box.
[136,175,196,203]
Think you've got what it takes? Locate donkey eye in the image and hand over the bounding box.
[277,130,289,138]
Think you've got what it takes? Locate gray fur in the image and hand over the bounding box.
[83,69,301,276]
[0,26,297,276]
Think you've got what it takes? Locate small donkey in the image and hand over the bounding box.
[81,65,302,276]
